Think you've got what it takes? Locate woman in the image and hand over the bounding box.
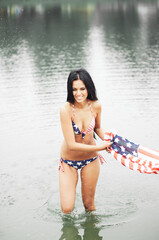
[59,69,112,214]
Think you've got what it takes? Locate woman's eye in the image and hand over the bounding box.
[72,88,85,91]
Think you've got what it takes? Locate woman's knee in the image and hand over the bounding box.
[83,197,95,211]
[61,204,74,214]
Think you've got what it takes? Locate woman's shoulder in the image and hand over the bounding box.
[60,102,72,116]
[91,100,101,112]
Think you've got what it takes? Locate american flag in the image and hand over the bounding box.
[104,130,159,174]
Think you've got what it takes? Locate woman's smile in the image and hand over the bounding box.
[72,79,88,103]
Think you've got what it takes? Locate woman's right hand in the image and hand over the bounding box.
[98,141,113,151]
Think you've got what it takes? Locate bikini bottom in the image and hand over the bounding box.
[59,154,106,172]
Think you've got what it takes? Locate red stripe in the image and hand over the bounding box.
[83,118,95,134]
[129,160,134,170]
[137,164,142,173]
[105,132,112,137]
[105,132,114,139]
[136,159,141,164]
[152,167,159,172]
[142,161,147,173]
[138,148,159,160]
[129,155,134,161]
[149,161,152,168]
[111,149,159,174]
[121,156,125,166]
[114,151,118,160]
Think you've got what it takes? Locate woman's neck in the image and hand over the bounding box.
[74,100,89,109]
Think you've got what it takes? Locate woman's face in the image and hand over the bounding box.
[72,79,88,103]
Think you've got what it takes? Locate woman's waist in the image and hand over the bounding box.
[61,152,98,161]
[60,141,98,161]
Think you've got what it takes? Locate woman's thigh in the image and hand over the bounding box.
[59,162,78,213]
[80,158,100,210]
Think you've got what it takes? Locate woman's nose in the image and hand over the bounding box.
[77,90,81,95]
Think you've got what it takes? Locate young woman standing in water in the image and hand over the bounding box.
[59,69,112,214]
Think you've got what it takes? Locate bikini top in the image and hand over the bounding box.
[72,102,95,139]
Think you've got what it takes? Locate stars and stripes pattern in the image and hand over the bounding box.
[72,101,95,139]
[59,154,106,172]
[59,156,98,172]
[72,116,95,139]
[104,130,159,174]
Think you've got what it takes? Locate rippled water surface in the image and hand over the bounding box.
[0,0,159,239]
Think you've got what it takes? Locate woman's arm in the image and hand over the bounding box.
[60,104,111,152]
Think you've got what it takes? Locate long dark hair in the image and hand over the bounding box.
[67,69,98,103]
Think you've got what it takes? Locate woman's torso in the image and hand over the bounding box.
[60,101,98,160]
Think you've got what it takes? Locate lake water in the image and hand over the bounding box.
[0,0,159,239]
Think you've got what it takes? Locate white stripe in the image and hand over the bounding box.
[133,163,139,171]
[117,153,122,163]
[140,165,146,173]
[125,159,130,168]
[138,152,159,163]
[112,150,121,163]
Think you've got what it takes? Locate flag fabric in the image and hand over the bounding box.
[104,130,159,174]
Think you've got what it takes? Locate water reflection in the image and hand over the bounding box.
[59,219,82,240]
[60,213,103,240]
[0,1,159,240]
[0,0,158,87]
[1,1,158,80]
[81,214,103,240]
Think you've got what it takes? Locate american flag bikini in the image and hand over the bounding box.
[59,102,106,172]
[72,103,107,164]
[72,102,96,139]
[72,102,106,165]
[104,130,159,174]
